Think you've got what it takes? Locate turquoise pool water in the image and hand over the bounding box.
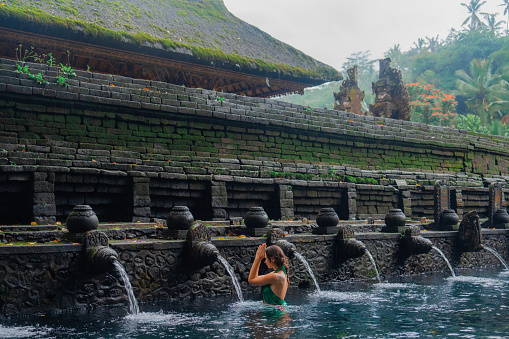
[2,269,509,338]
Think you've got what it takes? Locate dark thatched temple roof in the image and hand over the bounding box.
[0,0,342,96]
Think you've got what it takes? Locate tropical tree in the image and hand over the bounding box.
[426,36,441,52]
[482,13,505,34]
[453,59,509,123]
[461,0,487,30]
[412,38,427,53]
[500,0,509,33]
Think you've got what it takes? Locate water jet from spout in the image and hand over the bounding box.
[483,246,509,270]
[365,249,381,283]
[294,252,320,292]
[113,259,139,315]
[431,246,456,277]
[217,255,244,302]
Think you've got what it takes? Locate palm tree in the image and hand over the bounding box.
[412,38,427,53]
[453,59,509,123]
[461,0,487,30]
[482,13,505,34]
[500,0,509,33]
[425,36,441,52]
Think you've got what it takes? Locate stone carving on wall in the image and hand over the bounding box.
[370,58,411,120]
[334,66,365,115]
[458,210,483,252]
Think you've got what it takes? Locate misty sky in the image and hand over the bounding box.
[223,0,506,71]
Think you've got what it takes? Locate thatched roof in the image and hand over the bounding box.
[0,0,342,96]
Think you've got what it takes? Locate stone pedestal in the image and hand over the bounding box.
[312,226,339,235]
[243,227,271,237]
[161,229,188,240]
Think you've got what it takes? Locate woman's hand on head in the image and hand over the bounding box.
[255,243,266,261]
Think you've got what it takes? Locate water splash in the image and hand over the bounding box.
[294,252,320,292]
[483,246,509,270]
[431,246,456,277]
[113,260,140,315]
[217,255,244,302]
[365,250,381,283]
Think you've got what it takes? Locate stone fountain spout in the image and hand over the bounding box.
[190,241,220,267]
[401,226,433,256]
[267,228,296,258]
[457,210,483,252]
[274,239,297,259]
[83,230,119,273]
[335,225,366,261]
[186,223,220,267]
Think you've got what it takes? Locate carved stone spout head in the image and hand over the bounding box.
[267,228,295,258]
[186,223,220,267]
[458,210,483,252]
[274,239,296,259]
[83,230,118,273]
[401,226,433,256]
[335,225,366,261]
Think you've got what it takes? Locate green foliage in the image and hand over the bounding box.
[457,113,509,136]
[452,59,509,123]
[30,72,48,85]
[16,63,30,74]
[59,63,76,77]
[56,75,69,86]
[406,29,504,91]
[407,83,458,127]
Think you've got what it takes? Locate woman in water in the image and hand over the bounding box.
[248,243,289,305]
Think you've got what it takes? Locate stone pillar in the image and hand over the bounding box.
[454,189,464,219]
[33,172,56,224]
[279,184,294,220]
[489,182,503,222]
[347,185,357,220]
[211,181,227,220]
[132,177,151,222]
[434,180,450,225]
[401,189,412,217]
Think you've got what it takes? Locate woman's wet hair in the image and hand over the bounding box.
[265,245,290,282]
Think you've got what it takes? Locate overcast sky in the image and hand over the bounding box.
[223,0,506,71]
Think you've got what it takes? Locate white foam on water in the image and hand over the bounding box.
[447,275,506,287]
[373,283,418,290]
[124,310,207,325]
[0,325,50,338]
[313,290,387,303]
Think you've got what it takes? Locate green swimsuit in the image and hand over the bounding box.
[262,266,288,306]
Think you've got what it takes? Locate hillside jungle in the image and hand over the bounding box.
[280,0,509,137]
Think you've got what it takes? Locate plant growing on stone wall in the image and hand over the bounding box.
[31,73,48,85]
[56,76,68,86]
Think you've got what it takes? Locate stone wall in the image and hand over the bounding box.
[2,56,509,225]
[1,229,508,316]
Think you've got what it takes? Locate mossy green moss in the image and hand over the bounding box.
[0,2,342,82]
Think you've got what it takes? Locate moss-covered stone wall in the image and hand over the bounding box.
[1,57,509,224]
